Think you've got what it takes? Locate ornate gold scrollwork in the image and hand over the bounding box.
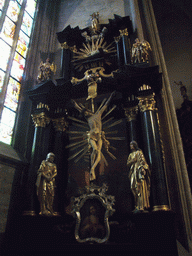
[71,67,113,101]
[124,106,139,122]
[52,117,68,132]
[119,28,129,37]
[61,42,77,53]
[31,112,50,128]
[71,183,115,243]
[138,93,156,112]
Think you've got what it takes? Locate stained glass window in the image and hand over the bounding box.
[0,0,37,144]
[0,0,5,10]
[0,39,11,70]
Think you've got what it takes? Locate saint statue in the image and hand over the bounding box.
[131,38,152,64]
[36,152,57,216]
[37,58,56,83]
[127,141,151,212]
[72,91,115,181]
[90,12,100,35]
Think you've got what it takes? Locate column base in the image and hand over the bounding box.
[153,205,170,211]
[22,210,36,216]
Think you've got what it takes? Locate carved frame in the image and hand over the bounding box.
[71,184,115,243]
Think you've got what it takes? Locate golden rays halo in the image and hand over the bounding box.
[66,103,125,166]
[72,37,116,70]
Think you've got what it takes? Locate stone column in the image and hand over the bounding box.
[60,42,75,80]
[114,36,124,68]
[124,105,139,143]
[119,28,131,65]
[52,117,68,215]
[138,92,170,211]
[23,111,50,216]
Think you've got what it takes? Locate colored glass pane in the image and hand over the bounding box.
[0,70,5,93]
[21,11,33,36]
[1,16,16,45]
[4,77,20,111]
[0,107,16,144]
[16,0,23,5]
[11,52,25,81]
[26,0,36,18]
[0,0,5,10]
[0,39,11,71]
[7,0,20,22]
[16,30,29,58]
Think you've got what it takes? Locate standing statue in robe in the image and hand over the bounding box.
[127,141,151,212]
[90,12,100,35]
[131,38,152,64]
[36,152,57,216]
[37,58,56,83]
[72,91,115,181]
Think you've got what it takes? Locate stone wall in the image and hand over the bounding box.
[0,164,15,234]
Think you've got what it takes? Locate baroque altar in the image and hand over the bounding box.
[9,12,178,255]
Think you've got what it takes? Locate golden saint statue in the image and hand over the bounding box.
[127,141,151,212]
[36,153,57,216]
[37,58,56,83]
[131,38,152,64]
[90,12,100,34]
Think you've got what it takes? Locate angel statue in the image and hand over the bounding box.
[131,38,152,64]
[127,141,151,213]
[37,58,57,83]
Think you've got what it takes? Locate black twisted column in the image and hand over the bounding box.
[137,92,170,211]
[119,28,131,65]
[124,105,140,143]
[23,111,50,216]
[52,117,69,216]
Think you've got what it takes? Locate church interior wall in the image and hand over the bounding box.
[151,0,192,110]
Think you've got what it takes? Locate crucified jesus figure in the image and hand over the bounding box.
[72,91,115,181]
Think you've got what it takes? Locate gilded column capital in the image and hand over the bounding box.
[114,36,121,43]
[119,28,129,37]
[124,106,139,122]
[138,94,156,112]
[31,112,50,128]
[52,117,68,132]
